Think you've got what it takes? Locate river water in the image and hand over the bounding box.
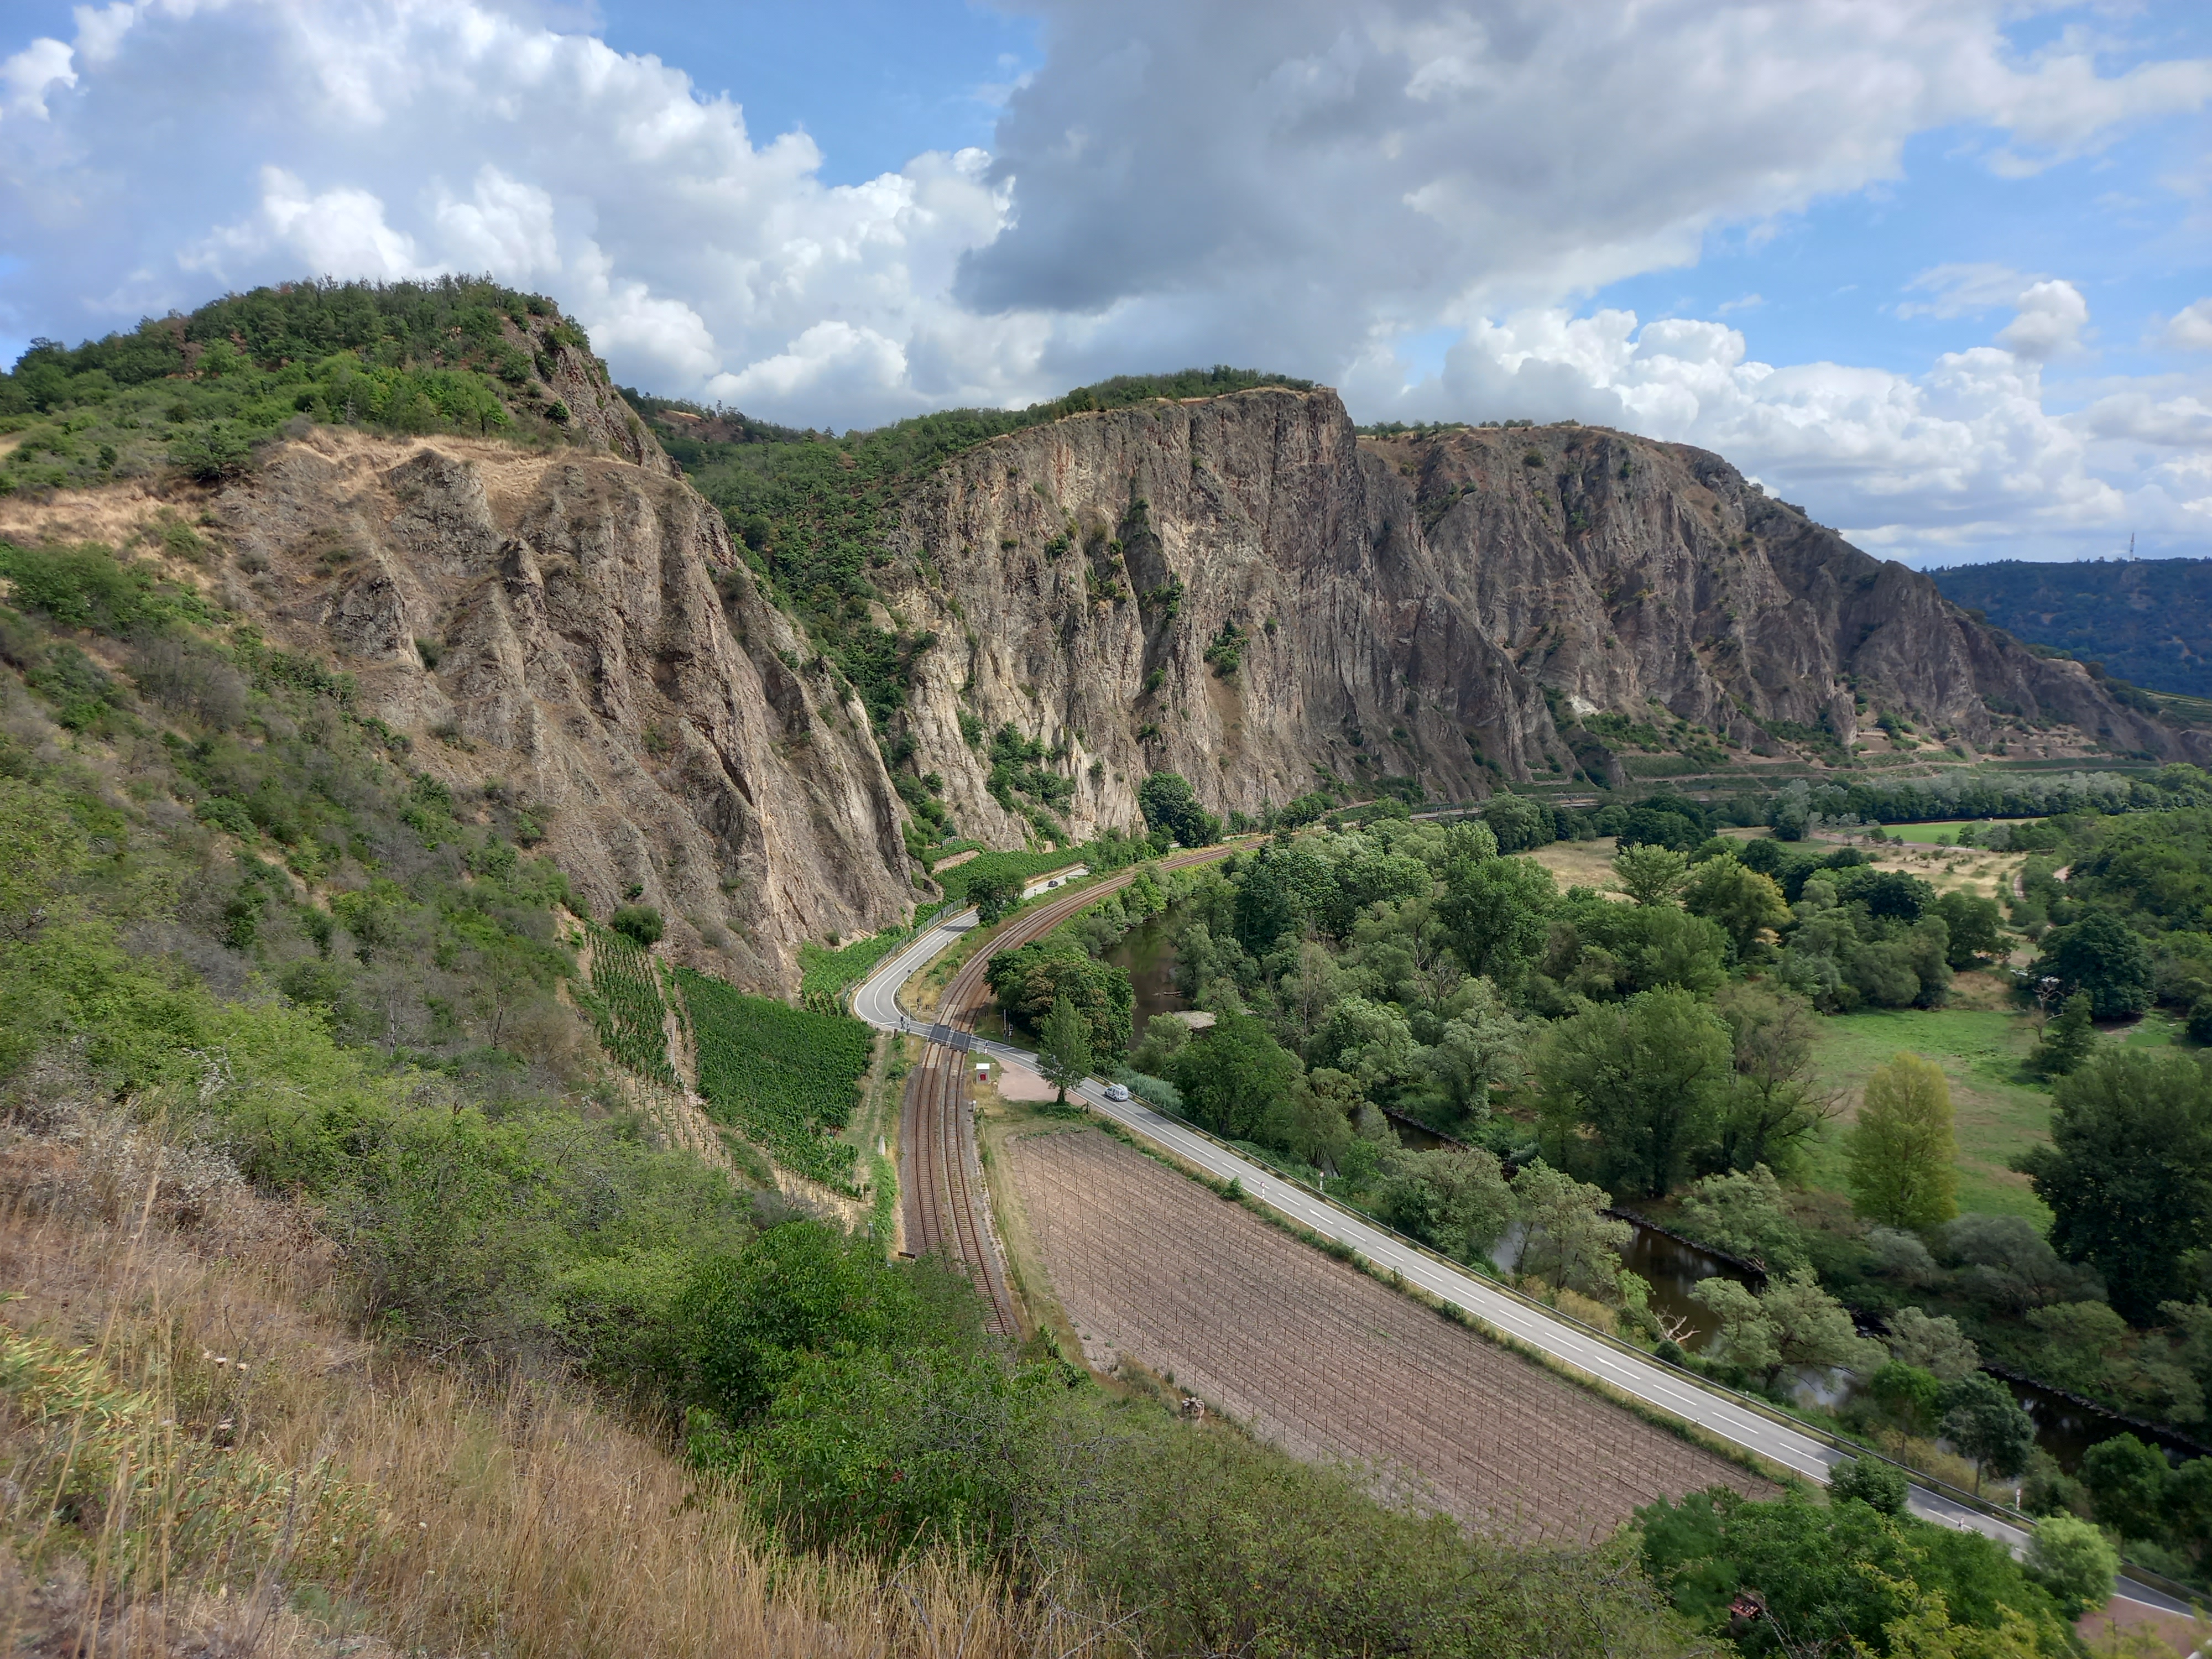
[1103,913,2187,1470]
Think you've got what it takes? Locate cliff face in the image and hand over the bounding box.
[873,391,2200,835]
[17,380,2183,997]
[216,424,910,988]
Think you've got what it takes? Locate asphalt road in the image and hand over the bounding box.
[849,880,2195,1622]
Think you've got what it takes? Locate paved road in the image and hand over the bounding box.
[849,873,2194,1622]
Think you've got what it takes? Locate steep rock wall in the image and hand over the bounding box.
[216,425,911,989]
[875,391,2203,834]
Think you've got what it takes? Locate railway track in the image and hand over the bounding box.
[896,844,1238,1336]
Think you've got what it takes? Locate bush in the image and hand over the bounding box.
[1830,1456,1909,1515]
[2023,1514,2118,1618]
[609,904,664,947]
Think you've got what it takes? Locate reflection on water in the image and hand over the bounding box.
[1107,915,1186,1042]
[1618,1223,1736,1350]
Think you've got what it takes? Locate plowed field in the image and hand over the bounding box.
[1005,1127,1769,1543]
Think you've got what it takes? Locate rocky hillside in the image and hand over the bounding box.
[861,390,2200,842]
[7,280,2200,993]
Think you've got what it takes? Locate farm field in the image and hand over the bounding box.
[1003,1126,1767,1543]
[1522,837,1620,891]
[577,923,679,1089]
[1883,818,2030,844]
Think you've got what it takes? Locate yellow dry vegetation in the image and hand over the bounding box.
[0,1112,1106,1659]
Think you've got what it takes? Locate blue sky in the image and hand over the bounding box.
[2,0,2209,565]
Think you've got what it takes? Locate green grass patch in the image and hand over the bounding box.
[1882,818,2030,844]
[577,922,677,1089]
[1802,1004,2053,1223]
[676,968,870,1192]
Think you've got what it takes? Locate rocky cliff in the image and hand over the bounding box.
[869,389,2200,839]
[11,374,2187,995]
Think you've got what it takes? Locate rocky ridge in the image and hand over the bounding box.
[11,378,2190,995]
[871,389,2200,844]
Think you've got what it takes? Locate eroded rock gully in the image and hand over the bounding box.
[218,426,909,990]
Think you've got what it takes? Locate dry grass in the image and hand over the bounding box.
[1522,837,1626,893]
[0,1107,1118,1659]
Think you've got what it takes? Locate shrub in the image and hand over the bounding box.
[609,904,664,947]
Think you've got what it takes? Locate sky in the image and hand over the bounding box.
[3,1,2210,567]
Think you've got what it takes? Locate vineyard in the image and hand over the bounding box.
[677,968,871,1191]
[578,922,679,1089]
[1006,1128,1766,1543]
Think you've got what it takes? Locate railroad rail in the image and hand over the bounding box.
[890,844,1240,1336]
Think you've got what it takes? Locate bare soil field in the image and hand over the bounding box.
[1004,1127,1768,1544]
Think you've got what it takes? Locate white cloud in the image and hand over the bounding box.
[1995,279,2089,360]
[2161,299,2212,351]
[1352,282,2208,562]
[1898,263,2041,320]
[0,0,2208,561]
[1,36,75,119]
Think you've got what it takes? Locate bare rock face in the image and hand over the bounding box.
[875,390,2203,834]
[218,426,910,989]
[875,389,1548,845]
[169,383,2201,995]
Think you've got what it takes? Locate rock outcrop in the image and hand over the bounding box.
[217,425,910,989]
[46,382,2187,995]
[873,390,2202,839]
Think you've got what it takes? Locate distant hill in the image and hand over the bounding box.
[1931,557,2212,699]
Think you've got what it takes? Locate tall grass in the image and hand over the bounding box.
[0,1110,1111,1659]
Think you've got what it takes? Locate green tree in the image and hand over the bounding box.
[1939,1373,2037,1493]
[2028,992,2095,1079]
[1932,890,2006,970]
[1136,771,1221,848]
[1479,792,1552,852]
[1830,1456,1910,1515]
[1691,1267,1883,1389]
[2080,1433,2171,1542]
[1674,1165,1807,1272]
[1637,1485,2067,1656]
[2036,910,2154,1019]
[1037,994,1092,1104]
[1438,849,1556,982]
[1165,1014,1302,1143]
[608,904,664,947]
[987,933,1134,1057]
[2019,1047,2212,1322]
[1376,1145,1516,1262]
[1510,1161,1633,1304]
[1712,983,1834,1176]
[1885,1306,1980,1381]
[1535,987,1733,1197]
[1864,1360,1945,1436]
[1611,842,1691,907]
[2023,1514,2117,1620]
[1682,854,1789,954]
[969,871,1020,926]
[1846,1053,1959,1231]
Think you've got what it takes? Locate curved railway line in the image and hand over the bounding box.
[891,845,1238,1334]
